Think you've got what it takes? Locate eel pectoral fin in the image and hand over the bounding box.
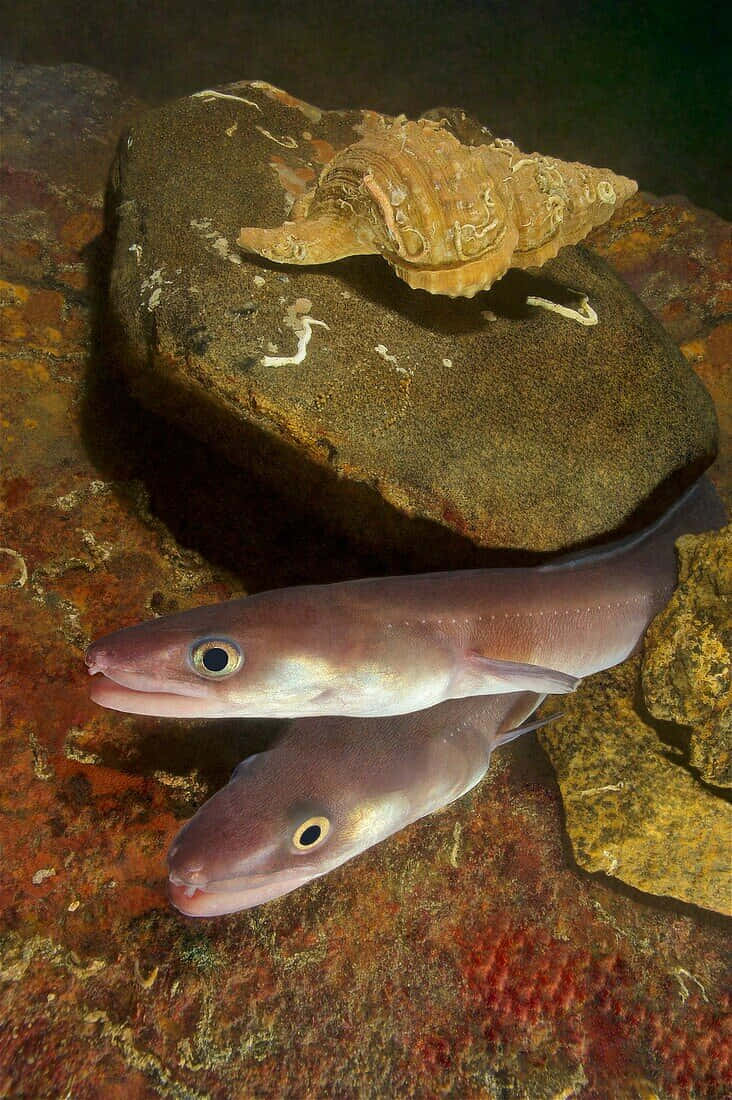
[493,709,565,750]
[460,653,581,695]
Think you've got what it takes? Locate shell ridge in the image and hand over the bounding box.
[237,111,638,297]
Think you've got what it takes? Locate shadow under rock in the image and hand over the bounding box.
[80,218,397,591]
[631,677,731,803]
[79,221,557,587]
[87,713,285,811]
[237,250,594,337]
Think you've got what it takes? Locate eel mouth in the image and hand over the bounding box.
[167,868,318,916]
[88,674,217,716]
[86,658,223,717]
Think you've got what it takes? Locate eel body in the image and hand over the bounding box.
[167,692,548,915]
[86,478,725,719]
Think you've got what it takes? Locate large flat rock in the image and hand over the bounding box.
[106,81,718,561]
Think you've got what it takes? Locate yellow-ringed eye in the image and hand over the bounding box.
[190,638,242,679]
[292,816,330,851]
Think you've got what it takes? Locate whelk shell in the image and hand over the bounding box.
[237,115,637,298]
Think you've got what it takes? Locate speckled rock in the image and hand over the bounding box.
[642,525,731,787]
[589,191,732,512]
[106,80,719,564]
[538,659,732,914]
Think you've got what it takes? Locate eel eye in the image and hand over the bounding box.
[190,638,242,679]
[292,816,330,851]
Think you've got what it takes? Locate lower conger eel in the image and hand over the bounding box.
[167,692,551,915]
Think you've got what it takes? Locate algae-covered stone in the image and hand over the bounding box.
[106,81,718,564]
[642,525,731,788]
[538,659,732,915]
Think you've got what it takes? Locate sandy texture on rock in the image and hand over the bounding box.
[538,659,731,914]
[537,655,730,915]
[642,526,731,787]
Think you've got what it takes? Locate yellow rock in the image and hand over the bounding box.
[642,525,731,787]
[538,658,732,915]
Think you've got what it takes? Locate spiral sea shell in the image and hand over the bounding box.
[237,115,637,298]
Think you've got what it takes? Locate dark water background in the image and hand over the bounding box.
[3,0,730,219]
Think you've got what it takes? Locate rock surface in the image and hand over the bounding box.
[642,525,731,788]
[2,62,731,1100]
[537,659,732,915]
[106,80,718,564]
[588,189,731,510]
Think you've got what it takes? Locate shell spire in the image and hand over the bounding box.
[238,115,637,298]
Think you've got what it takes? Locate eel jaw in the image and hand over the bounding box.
[87,668,225,717]
[167,868,319,916]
